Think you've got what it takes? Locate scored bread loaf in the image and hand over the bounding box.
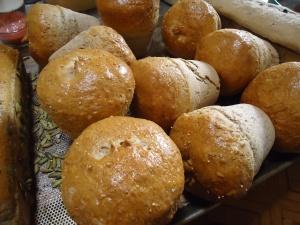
[206,0,300,54]
[241,62,300,153]
[27,3,99,65]
[131,57,220,130]
[62,116,184,225]
[195,29,279,96]
[0,45,32,225]
[162,0,221,59]
[37,49,135,138]
[96,0,160,58]
[50,26,136,65]
[170,104,275,200]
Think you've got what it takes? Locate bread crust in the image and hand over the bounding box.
[50,26,136,65]
[96,0,160,57]
[37,49,135,138]
[162,0,221,59]
[131,57,220,130]
[206,0,300,54]
[170,104,275,200]
[62,116,184,225]
[241,62,300,152]
[27,3,99,65]
[0,45,32,225]
[195,29,279,96]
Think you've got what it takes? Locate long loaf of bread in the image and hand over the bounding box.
[206,0,300,53]
[0,45,32,225]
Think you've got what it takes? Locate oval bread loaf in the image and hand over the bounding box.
[131,57,220,130]
[241,62,300,153]
[195,29,279,96]
[170,104,275,200]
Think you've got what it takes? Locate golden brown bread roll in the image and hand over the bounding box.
[96,0,160,58]
[0,45,32,225]
[27,3,99,65]
[37,49,135,138]
[162,0,221,59]
[170,104,275,200]
[241,62,300,153]
[131,57,220,130]
[45,0,96,11]
[62,116,184,225]
[195,29,279,96]
[50,25,136,65]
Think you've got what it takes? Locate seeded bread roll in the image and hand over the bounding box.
[96,0,160,58]
[162,0,221,59]
[45,0,96,11]
[0,45,32,225]
[195,29,279,96]
[37,49,135,138]
[170,104,275,200]
[131,57,220,130]
[241,62,300,153]
[27,3,99,65]
[62,116,184,225]
[50,26,136,65]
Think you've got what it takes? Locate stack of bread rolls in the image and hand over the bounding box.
[10,0,299,224]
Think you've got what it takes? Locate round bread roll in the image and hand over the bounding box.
[162,0,221,59]
[131,57,220,130]
[62,116,184,225]
[50,26,136,65]
[37,49,135,138]
[170,104,275,200]
[27,3,99,65]
[96,0,160,58]
[241,62,300,153]
[195,29,279,96]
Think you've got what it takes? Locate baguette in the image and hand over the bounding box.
[206,0,300,53]
[0,45,32,225]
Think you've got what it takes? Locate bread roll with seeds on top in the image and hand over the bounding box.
[62,116,184,225]
[170,104,275,200]
[195,29,279,96]
[131,57,220,130]
[37,49,135,138]
[50,26,136,65]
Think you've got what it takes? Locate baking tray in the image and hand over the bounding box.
[19,1,300,225]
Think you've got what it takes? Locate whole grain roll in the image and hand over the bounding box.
[62,116,184,225]
[241,62,300,153]
[195,29,279,96]
[131,57,220,130]
[170,104,275,200]
[50,26,136,65]
[96,0,160,58]
[37,49,135,138]
[27,3,99,65]
[162,0,221,59]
